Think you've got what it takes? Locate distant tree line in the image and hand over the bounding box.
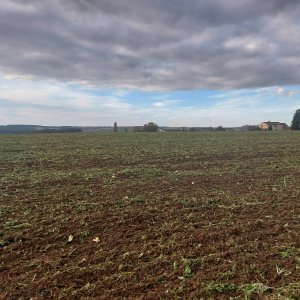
[38,127,82,133]
[0,125,82,134]
[0,125,43,134]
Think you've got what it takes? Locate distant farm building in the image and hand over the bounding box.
[259,121,289,131]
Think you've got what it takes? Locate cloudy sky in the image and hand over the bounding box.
[1,0,300,126]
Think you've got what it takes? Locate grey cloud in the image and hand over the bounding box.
[0,0,300,90]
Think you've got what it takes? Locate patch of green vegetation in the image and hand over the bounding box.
[240,283,272,299]
[276,282,300,299]
[279,248,297,259]
[0,205,12,215]
[3,220,32,230]
[206,282,237,293]
[118,166,164,178]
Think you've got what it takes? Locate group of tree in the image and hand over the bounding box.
[291,109,300,130]
[215,126,226,131]
[143,122,159,132]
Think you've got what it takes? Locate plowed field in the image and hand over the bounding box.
[1,132,300,299]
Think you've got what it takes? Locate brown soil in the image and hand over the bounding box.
[1,132,300,299]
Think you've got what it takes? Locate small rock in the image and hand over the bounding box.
[93,237,100,243]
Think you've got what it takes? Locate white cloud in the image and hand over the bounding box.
[0,75,136,125]
[224,36,276,54]
[275,87,297,97]
[153,102,165,108]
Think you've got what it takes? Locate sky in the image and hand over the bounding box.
[0,0,300,127]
